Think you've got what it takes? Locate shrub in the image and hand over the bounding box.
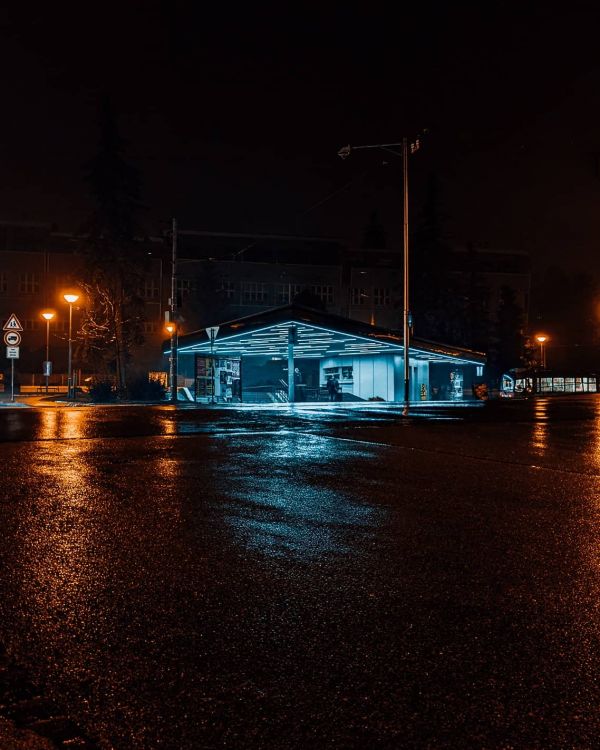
[127,375,167,401]
[89,379,117,402]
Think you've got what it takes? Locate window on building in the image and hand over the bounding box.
[143,321,158,334]
[176,278,194,298]
[275,284,305,304]
[373,287,390,306]
[0,273,6,293]
[19,273,40,294]
[311,285,335,304]
[242,282,267,304]
[476,365,483,376]
[351,287,367,305]
[140,278,160,299]
[220,280,236,299]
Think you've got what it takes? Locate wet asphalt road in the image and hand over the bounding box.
[1,398,600,749]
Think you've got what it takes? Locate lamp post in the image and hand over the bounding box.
[169,217,178,405]
[535,334,548,369]
[63,293,79,399]
[338,135,423,413]
[41,311,55,394]
[165,322,178,401]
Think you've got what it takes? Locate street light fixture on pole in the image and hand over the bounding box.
[63,293,79,399]
[338,136,423,412]
[165,322,178,401]
[40,311,55,394]
[535,334,548,369]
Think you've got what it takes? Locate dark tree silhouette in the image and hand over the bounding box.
[78,99,146,391]
[491,285,525,376]
[460,244,490,352]
[411,174,455,341]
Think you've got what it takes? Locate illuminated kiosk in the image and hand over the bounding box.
[165,304,486,403]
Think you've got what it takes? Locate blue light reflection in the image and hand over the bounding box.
[218,431,384,560]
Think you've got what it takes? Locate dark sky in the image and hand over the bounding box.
[1,2,600,270]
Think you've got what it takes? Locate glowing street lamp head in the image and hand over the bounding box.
[165,323,176,335]
[535,334,548,344]
[63,293,79,304]
[41,311,55,321]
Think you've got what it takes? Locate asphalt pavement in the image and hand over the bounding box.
[0,397,599,748]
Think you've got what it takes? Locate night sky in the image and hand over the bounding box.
[1,2,600,270]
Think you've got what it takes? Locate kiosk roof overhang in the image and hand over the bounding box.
[167,305,486,365]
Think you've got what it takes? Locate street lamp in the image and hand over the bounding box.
[338,135,423,413]
[63,293,80,399]
[40,311,55,394]
[535,334,548,369]
[165,322,178,402]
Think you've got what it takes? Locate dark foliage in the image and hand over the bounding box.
[126,376,166,401]
[89,379,117,402]
[78,98,146,391]
[490,285,525,375]
[411,174,456,341]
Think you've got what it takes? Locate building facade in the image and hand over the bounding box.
[0,222,530,389]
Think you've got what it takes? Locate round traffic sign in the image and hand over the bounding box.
[4,331,21,346]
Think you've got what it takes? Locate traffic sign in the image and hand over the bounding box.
[3,314,23,331]
[6,346,19,359]
[4,331,21,346]
[206,326,220,342]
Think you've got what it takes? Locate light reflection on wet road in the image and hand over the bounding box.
[1,397,600,747]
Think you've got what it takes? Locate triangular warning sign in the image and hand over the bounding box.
[206,326,219,342]
[3,314,23,331]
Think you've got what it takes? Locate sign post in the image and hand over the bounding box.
[206,326,219,404]
[3,314,23,403]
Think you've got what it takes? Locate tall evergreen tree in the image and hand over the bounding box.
[78,99,146,392]
[491,285,525,376]
[411,174,455,341]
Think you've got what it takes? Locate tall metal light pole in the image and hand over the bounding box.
[170,218,178,404]
[338,136,422,411]
[41,311,55,394]
[535,334,548,369]
[63,293,79,399]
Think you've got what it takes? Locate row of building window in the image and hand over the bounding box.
[0,273,83,296]
[227,282,392,306]
[0,271,393,309]
[0,272,41,294]
[21,319,70,332]
[18,319,161,334]
[140,279,393,307]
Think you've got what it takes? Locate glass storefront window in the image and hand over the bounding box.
[552,377,564,391]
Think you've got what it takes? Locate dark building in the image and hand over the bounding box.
[0,222,531,388]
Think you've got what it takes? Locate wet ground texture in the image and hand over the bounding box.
[0,397,600,748]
